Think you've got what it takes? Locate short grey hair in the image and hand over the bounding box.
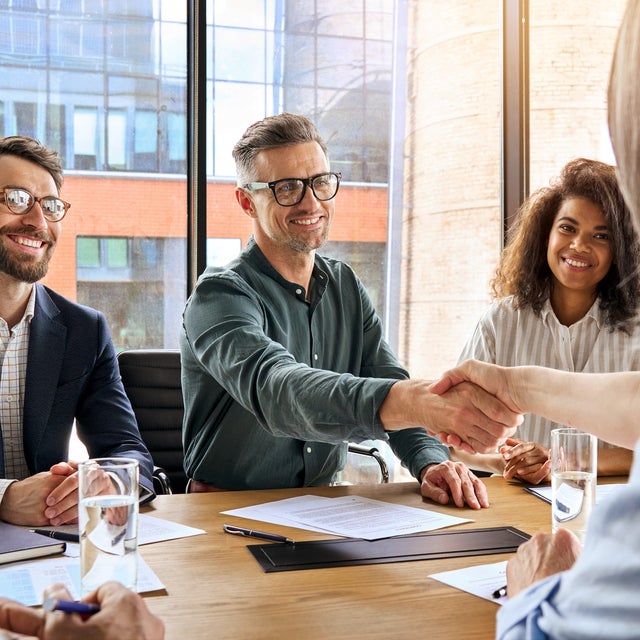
[232,113,329,186]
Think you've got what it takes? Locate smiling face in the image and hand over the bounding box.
[0,154,60,283]
[546,196,613,303]
[237,141,335,259]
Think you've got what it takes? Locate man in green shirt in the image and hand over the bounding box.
[180,113,521,507]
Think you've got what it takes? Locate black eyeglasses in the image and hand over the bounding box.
[0,187,71,222]
[243,172,341,207]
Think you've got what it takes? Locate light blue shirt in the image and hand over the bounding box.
[497,439,640,639]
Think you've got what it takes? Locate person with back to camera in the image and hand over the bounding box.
[431,2,640,635]
[453,157,640,484]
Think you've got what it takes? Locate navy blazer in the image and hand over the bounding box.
[20,284,154,499]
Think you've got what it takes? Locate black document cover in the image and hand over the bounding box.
[248,526,530,573]
[0,523,66,565]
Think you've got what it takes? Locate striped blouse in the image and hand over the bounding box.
[458,296,640,448]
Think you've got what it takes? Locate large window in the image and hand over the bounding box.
[0,0,630,478]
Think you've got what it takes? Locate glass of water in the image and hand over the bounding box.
[78,457,139,595]
[550,428,597,543]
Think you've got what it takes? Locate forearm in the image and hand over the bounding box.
[378,379,435,431]
[449,448,505,476]
[518,367,640,449]
[597,446,633,476]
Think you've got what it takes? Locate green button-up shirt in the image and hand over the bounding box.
[180,238,448,489]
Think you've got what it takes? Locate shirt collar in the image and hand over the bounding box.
[23,285,36,323]
[542,297,603,329]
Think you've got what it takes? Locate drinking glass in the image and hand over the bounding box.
[550,428,597,543]
[78,457,139,595]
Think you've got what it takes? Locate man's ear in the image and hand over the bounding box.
[235,187,258,219]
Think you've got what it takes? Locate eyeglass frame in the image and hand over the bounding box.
[0,187,71,222]
[242,171,342,207]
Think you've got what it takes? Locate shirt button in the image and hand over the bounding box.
[5,396,13,403]
[313,354,318,361]
[296,288,303,295]
[306,447,312,454]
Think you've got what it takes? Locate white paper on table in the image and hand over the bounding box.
[222,494,472,540]
[0,553,164,606]
[29,514,206,559]
[429,560,508,604]
[525,483,625,505]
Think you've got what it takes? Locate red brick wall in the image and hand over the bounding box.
[42,175,387,300]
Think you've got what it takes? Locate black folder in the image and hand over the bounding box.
[247,526,530,572]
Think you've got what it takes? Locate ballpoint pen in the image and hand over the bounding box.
[492,585,508,599]
[31,529,80,544]
[42,598,100,616]
[223,524,295,544]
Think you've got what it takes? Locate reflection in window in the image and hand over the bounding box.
[108,110,127,170]
[77,237,100,268]
[106,238,128,269]
[73,107,98,170]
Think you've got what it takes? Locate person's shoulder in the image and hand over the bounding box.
[479,296,518,320]
[315,253,359,281]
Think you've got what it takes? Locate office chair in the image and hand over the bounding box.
[117,349,187,494]
[117,349,389,494]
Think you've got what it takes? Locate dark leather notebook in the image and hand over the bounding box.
[248,526,530,573]
[0,523,66,565]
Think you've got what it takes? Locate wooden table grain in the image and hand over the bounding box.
[139,477,618,640]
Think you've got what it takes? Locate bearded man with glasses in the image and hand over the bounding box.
[0,136,155,527]
[181,113,521,505]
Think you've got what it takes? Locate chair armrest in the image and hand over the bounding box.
[152,466,173,495]
[347,443,390,483]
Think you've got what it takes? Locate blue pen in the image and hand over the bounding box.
[42,598,100,616]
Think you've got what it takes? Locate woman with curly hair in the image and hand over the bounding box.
[454,157,640,483]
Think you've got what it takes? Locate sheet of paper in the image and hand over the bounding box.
[29,514,206,559]
[0,553,164,606]
[223,494,472,540]
[429,560,508,604]
[526,483,625,505]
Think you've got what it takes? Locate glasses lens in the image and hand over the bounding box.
[273,179,304,206]
[311,174,339,201]
[41,197,66,219]
[6,189,33,214]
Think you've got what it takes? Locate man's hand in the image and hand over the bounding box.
[0,471,71,526]
[0,462,83,527]
[44,462,82,525]
[430,360,526,453]
[42,581,165,640]
[380,375,523,455]
[420,461,489,509]
[424,380,522,454]
[500,438,551,484]
[506,529,582,598]
[0,595,45,639]
[431,360,526,413]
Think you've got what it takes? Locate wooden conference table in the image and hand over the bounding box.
[139,477,617,640]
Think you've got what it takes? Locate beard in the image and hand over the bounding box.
[0,225,55,283]
[285,222,331,254]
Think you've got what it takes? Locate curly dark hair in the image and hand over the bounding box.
[493,157,640,331]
